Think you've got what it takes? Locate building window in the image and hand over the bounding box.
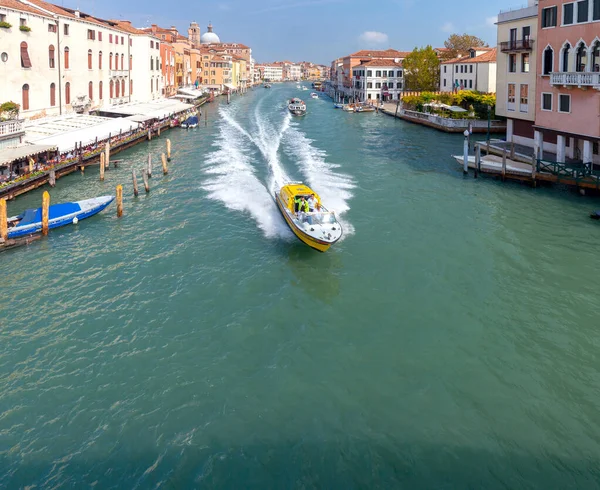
[594,0,600,20]
[89,81,93,100]
[593,41,600,71]
[87,29,95,40]
[559,93,571,113]
[50,82,56,106]
[576,42,587,72]
[156,78,158,90]
[150,78,153,93]
[460,65,464,73]
[121,36,124,45]
[65,82,70,105]
[563,3,574,24]
[375,82,381,88]
[150,58,154,70]
[109,34,113,43]
[522,26,531,43]
[470,65,473,73]
[109,80,114,98]
[64,23,69,35]
[469,79,473,89]
[367,70,372,77]
[98,32,102,41]
[522,53,530,72]
[397,70,402,78]
[21,42,32,68]
[130,79,133,95]
[543,46,553,75]
[99,81,103,100]
[130,55,132,70]
[115,79,120,97]
[561,43,571,71]
[443,79,447,87]
[150,41,154,48]
[109,53,113,70]
[121,79,125,96]
[367,82,372,88]
[507,83,516,110]
[48,24,57,33]
[520,84,528,112]
[22,84,29,110]
[542,92,552,111]
[64,46,69,69]
[443,66,447,73]
[99,51,102,69]
[88,49,92,69]
[49,45,55,68]
[508,54,517,72]
[375,70,381,76]
[577,0,589,22]
[541,6,557,27]
[121,54,124,69]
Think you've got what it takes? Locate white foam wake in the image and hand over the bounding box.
[283,125,356,237]
[201,108,290,238]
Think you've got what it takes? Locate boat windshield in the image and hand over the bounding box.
[298,212,337,225]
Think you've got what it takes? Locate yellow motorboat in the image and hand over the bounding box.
[275,183,343,252]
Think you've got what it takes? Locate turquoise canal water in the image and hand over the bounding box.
[2,84,600,488]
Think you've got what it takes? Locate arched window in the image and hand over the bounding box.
[64,47,70,69]
[22,84,30,110]
[115,79,120,97]
[109,53,113,70]
[20,42,32,68]
[592,41,600,72]
[561,43,571,72]
[121,54,124,69]
[99,81,103,100]
[150,57,154,70]
[49,45,55,68]
[543,46,553,75]
[89,81,93,100]
[129,54,132,70]
[576,42,587,72]
[115,54,119,70]
[65,82,70,104]
[130,79,133,95]
[121,79,125,95]
[150,78,153,93]
[156,78,158,91]
[87,49,92,69]
[109,80,114,98]
[50,83,56,106]
[99,51,102,69]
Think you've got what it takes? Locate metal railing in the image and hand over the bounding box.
[0,119,24,136]
[110,70,128,77]
[500,39,534,52]
[550,72,600,87]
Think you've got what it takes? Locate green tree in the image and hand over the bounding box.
[402,46,440,92]
[443,34,489,60]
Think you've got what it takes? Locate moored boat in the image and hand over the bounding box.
[275,183,343,252]
[181,115,199,129]
[264,83,271,88]
[334,103,344,109]
[288,98,307,116]
[7,196,114,239]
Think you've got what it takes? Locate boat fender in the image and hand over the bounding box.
[73,217,79,224]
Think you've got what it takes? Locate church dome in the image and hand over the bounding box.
[200,23,220,44]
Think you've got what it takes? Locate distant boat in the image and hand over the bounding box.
[264,83,271,88]
[181,115,199,129]
[333,103,344,109]
[8,196,114,239]
[310,92,319,99]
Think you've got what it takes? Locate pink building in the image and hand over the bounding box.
[535,0,600,165]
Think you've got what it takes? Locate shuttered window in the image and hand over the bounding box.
[121,79,125,95]
[115,79,120,97]
[88,49,92,69]
[65,82,70,104]
[109,80,114,98]
[99,81,103,100]
[49,45,55,68]
[89,81,93,100]
[99,51,102,69]
[22,84,30,110]
[21,42,32,68]
[50,83,56,106]
[64,47,70,69]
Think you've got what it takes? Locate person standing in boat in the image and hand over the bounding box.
[307,194,317,212]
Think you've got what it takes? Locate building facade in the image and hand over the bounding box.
[352,61,403,101]
[440,48,498,93]
[0,0,161,119]
[496,1,538,147]
[263,63,283,81]
[534,0,600,164]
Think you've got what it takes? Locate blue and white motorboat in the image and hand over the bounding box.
[181,115,199,129]
[334,103,344,109]
[7,196,114,239]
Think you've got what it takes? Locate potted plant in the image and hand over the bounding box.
[0,21,12,29]
[19,25,31,32]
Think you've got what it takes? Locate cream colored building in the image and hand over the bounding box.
[495,0,538,147]
[440,48,497,93]
[0,0,161,119]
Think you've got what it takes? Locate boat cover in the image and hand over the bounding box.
[18,202,82,226]
[185,116,199,125]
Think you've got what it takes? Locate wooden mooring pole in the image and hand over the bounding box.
[49,168,56,187]
[147,154,152,178]
[132,169,139,197]
[142,168,150,193]
[531,153,537,188]
[105,142,110,168]
[474,144,480,179]
[0,199,7,242]
[161,153,168,175]
[100,153,105,181]
[116,185,123,217]
[510,141,515,160]
[42,191,50,236]
[502,149,507,181]
[167,139,172,162]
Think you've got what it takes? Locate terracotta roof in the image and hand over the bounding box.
[441,48,497,64]
[356,60,403,68]
[0,0,52,17]
[349,49,410,58]
[109,20,150,36]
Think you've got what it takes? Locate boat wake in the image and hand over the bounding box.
[201,107,290,238]
[283,124,356,237]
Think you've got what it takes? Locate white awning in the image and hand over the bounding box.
[177,88,205,97]
[224,84,237,90]
[0,144,57,166]
[171,94,197,100]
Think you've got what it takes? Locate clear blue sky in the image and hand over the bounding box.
[75,0,517,64]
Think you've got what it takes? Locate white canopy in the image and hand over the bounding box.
[28,118,139,153]
[105,99,194,119]
[224,84,237,90]
[178,88,205,97]
[0,144,57,167]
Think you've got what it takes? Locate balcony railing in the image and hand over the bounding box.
[500,39,534,52]
[110,70,128,77]
[550,72,600,87]
[0,119,24,137]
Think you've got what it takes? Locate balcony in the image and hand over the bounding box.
[500,39,534,53]
[550,72,600,88]
[110,70,128,77]
[0,119,24,137]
